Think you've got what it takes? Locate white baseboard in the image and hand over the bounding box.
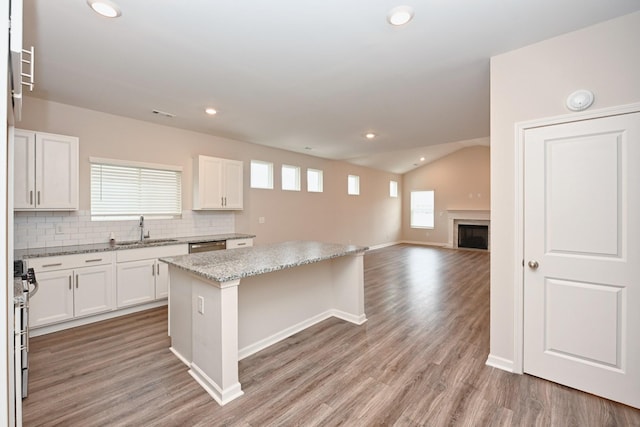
[30,299,168,337]
[485,354,515,372]
[400,240,447,247]
[331,309,367,325]
[238,310,334,360]
[238,309,367,360]
[368,241,400,250]
[169,346,190,367]
[189,363,244,406]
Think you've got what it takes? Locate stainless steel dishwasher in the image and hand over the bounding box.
[188,241,226,253]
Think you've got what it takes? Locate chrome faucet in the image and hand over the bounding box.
[139,215,149,241]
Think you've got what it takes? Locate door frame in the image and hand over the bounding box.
[512,101,640,374]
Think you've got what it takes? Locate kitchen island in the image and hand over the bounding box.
[160,240,368,405]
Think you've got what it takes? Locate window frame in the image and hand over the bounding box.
[410,190,435,229]
[307,168,324,193]
[347,175,360,196]
[90,157,183,221]
[250,160,274,189]
[281,164,301,191]
[390,180,398,198]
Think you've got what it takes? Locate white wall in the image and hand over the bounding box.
[402,145,490,245]
[17,97,403,248]
[490,12,640,366]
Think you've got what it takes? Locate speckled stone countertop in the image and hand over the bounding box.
[160,240,368,283]
[15,233,255,259]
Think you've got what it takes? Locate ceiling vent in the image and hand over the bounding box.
[152,109,175,118]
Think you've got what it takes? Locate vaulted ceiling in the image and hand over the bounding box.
[22,1,640,173]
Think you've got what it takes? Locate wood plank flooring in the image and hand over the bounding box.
[23,245,640,426]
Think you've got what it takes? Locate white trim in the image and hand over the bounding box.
[512,101,640,374]
[29,300,167,337]
[400,240,447,247]
[238,310,333,360]
[189,363,244,405]
[238,309,367,360]
[331,309,367,325]
[89,156,183,172]
[368,241,401,250]
[169,346,190,367]
[486,354,515,372]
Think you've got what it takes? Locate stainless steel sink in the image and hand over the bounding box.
[116,238,178,246]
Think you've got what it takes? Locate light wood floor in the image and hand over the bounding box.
[23,245,640,426]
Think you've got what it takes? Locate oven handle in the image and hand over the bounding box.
[27,280,39,300]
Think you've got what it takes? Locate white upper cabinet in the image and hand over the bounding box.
[14,129,79,210]
[193,155,243,210]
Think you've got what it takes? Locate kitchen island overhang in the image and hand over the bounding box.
[160,241,368,405]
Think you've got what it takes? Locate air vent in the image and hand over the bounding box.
[152,109,175,118]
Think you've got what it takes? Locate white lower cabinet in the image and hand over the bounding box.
[115,244,188,308]
[29,261,115,328]
[116,260,156,307]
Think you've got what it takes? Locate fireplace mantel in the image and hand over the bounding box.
[446,209,491,249]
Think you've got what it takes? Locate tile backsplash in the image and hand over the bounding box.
[14,210,235,249]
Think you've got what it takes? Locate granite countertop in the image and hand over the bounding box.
[160,240,368,283]
[15,233,256,259]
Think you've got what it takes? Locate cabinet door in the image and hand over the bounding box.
[155,261,169,299]
[194,156,224,209]
[35,132,79,210]
[74,265,115,317]
[116,260,156,308]
[223,159,243,209]
[13,129,36,209]
[29,269,74,327]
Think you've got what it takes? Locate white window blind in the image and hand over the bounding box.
[91,159,182,220]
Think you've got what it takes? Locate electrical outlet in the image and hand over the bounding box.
[197,296,205,314]
[55,224,64,234]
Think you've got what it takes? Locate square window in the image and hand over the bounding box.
[390,180,398,198]
[251,160,274,189]
[307,169,323,192]
[348,175,360,195]
[282,164,301,191]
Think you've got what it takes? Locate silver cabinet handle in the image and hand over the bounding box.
[157,264,160,275]
[85,258,102,263]
[29,190,33,205]
[152,264,155,276]
[37,191,41,205]
[69,275,72,290]
[236,242,246,246]
[528,260,539,270]
[75,274,79,288]
[43,262,62,268]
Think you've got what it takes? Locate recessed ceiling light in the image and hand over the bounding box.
[205,107,217,115]
[420,157,425,162]
[365,133,376,140]
[387,6,414,26]
[87,0,121,18]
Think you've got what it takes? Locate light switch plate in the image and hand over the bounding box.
[197,296,204,314]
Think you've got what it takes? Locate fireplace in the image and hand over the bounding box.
[446,210,490,250]
[458,224,489,250]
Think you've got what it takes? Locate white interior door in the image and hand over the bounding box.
[523,111,640,409]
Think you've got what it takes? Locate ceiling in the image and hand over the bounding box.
[22,1,640,174]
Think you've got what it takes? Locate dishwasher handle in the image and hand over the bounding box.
[189,241,226,253]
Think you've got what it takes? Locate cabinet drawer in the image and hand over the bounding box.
[226,238,253,249]
[116,244,188,262]
[27,252,113,272]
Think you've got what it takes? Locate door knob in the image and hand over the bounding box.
[528,260,539,270]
